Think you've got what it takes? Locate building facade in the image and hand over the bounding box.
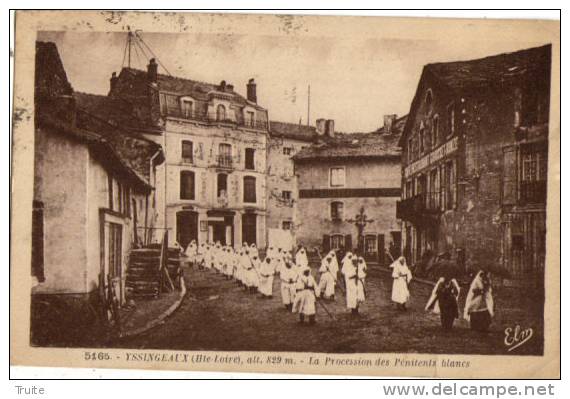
[293,116,405,265]
[32,42,163,344]
[110,63,270,249]
[397,44,551,283]
[266,121,316,248]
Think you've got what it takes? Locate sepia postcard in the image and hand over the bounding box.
[10,10,560,378]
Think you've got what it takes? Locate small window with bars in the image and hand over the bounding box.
[180,170,195,200]
[181,140,193,163]
[330,201,344,221]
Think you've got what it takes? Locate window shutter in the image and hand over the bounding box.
[502,146,518,205]
[377,234,385,266]
[322,235,330,253]
[344,234,352,252]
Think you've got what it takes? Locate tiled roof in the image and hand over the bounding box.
[37,112,153,192]
[293,115,406,162]
[269,121,317,142]
[74,92,163,181]
[35,41,73,99]
[35,41,156,191]
[400,44,552,146]
[425,44,551,91]
[121,67,264,110]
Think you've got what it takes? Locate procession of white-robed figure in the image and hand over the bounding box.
[183,240,494,330]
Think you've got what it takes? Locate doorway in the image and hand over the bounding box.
[213,223,226,245]
[176,211,198,250]
[242,213,257,246]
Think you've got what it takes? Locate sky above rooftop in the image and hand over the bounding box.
[37,29,545,132]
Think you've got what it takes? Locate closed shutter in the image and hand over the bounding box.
[377,234,385,266]
[503,146,518,205]
[322,235,330,253]
[344,234,352,252]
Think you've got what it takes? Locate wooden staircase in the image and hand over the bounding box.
[126,243,182,299]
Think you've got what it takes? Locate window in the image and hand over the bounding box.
[245,111,255,127]
[330,235,345,250]
[181,140,193,163]
[218,143,232,167]
[408,138,413,162]
[181,99,193,118]
[419,127,425,154]
[216,104,227,121]
[406,180,413,199]
[180,171,195,200]
[365,235,377,255]
[447,103,455,137]
[425,89,433,110]
[159,93,168,115]
[283,147,293,156]
[428,168,440,210]
[331,201,344,221]
[108,223,123,282]
[330,167,345,187]
[245,148,255,170]
[243,176,256,203]
[217,173,228,199]
[443,161,456,210]
[111,179,130,216]
[432,115,439,149]
[108,176,114,211]
[282,190,292,201]
[31,200,45,282]
[282,221,292,230]
[520,143,548,204]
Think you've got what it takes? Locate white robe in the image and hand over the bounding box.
[464,272,494,321]
[341,258,366,309]
[279,266,298,305]
[258,259,275,296]
[250,256,261,287]
[295,249,309,268]
[185,242,197,263]
[317,258,337,298]
[240,253,254,286]
[328,251,339,275]
[292,273,317,315]
[391,260,412,304]
[249,245,259,258]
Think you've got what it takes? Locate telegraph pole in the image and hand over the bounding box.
[307,85,311,126]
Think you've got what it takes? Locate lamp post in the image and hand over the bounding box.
[346,206,374,254]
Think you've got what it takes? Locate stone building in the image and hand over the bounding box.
[293,116,405,265]
[266,121,317,248]
[397,44,551,284]
[32,42,164,344]
[109,62,270,249]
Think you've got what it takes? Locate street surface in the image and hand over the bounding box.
[115,265,543,355]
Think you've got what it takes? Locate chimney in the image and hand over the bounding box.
[247,78,257,103]
[147,58,158,83]
[109,72,118,93]
[316,118,327,135]
[383,114,397,134]
[325,119,335,137]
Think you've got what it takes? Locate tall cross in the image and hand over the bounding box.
[346,206,374,253]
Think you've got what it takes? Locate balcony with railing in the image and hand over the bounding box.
[164,107,268,130]
[216,155,234,169]
[397,193,441,224]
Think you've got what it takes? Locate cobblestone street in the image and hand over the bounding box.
[114,265,543,355]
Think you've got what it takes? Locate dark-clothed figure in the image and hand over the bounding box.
[425,277,461,329]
